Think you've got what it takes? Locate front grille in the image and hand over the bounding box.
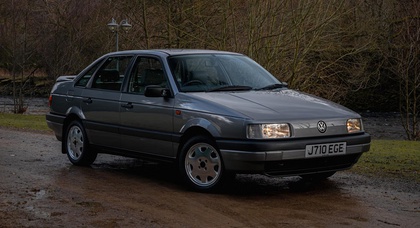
[264,154,362,176]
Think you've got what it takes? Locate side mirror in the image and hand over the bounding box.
[144,85,171,98]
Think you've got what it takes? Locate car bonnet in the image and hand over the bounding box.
[185,89,359,121]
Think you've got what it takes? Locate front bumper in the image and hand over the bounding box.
[217,133,370,176]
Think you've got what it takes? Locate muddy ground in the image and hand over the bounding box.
[0,118,419,227]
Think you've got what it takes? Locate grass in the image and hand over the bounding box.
[0,113,50,132]
[1,113,419,182]
[352,140,420,182]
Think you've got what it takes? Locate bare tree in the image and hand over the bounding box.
[37,0,111,80]
[386,0,420,140]
[0,0,418,136]
[0,0,41,113]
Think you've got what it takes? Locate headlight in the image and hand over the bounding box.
[347,118,362,133]
[247,124,291,139]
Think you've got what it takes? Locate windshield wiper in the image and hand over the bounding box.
[207,85,253,92]
[255,83,284,91]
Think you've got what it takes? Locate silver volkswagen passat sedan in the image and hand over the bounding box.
[46,49,370,191]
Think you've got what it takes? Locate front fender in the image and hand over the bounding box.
[179,118,221,138]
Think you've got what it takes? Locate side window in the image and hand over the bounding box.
[75,61,102,87]
[128,57,166,94]
[91,56,132,91]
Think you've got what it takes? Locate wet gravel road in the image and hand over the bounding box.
[0,128,419,227]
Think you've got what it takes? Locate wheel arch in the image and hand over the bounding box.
[62,107,86,154]
[177,126,216,159]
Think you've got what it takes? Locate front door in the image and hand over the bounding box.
[119,56,175,158]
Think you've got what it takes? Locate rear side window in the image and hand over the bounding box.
[75,62,101,87]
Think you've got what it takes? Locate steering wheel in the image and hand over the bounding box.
[183,80,204,86]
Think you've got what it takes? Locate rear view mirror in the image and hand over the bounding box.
[144,85,171,98]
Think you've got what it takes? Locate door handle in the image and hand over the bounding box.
[82,98,92,104]
[121,103,133,109]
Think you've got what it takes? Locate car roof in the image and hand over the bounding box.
[106,49,243,57]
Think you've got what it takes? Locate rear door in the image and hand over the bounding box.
[119,56,175,158]
[79,55,133,148]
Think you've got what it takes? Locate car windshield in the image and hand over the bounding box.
[168,54,281,92]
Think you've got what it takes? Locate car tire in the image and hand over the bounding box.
[64,120,97,166]
[179,135,230,192]
[300,171,336,181]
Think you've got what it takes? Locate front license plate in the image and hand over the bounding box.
[305,142,347,158]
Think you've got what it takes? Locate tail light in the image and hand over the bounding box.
[48,95,52,107]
